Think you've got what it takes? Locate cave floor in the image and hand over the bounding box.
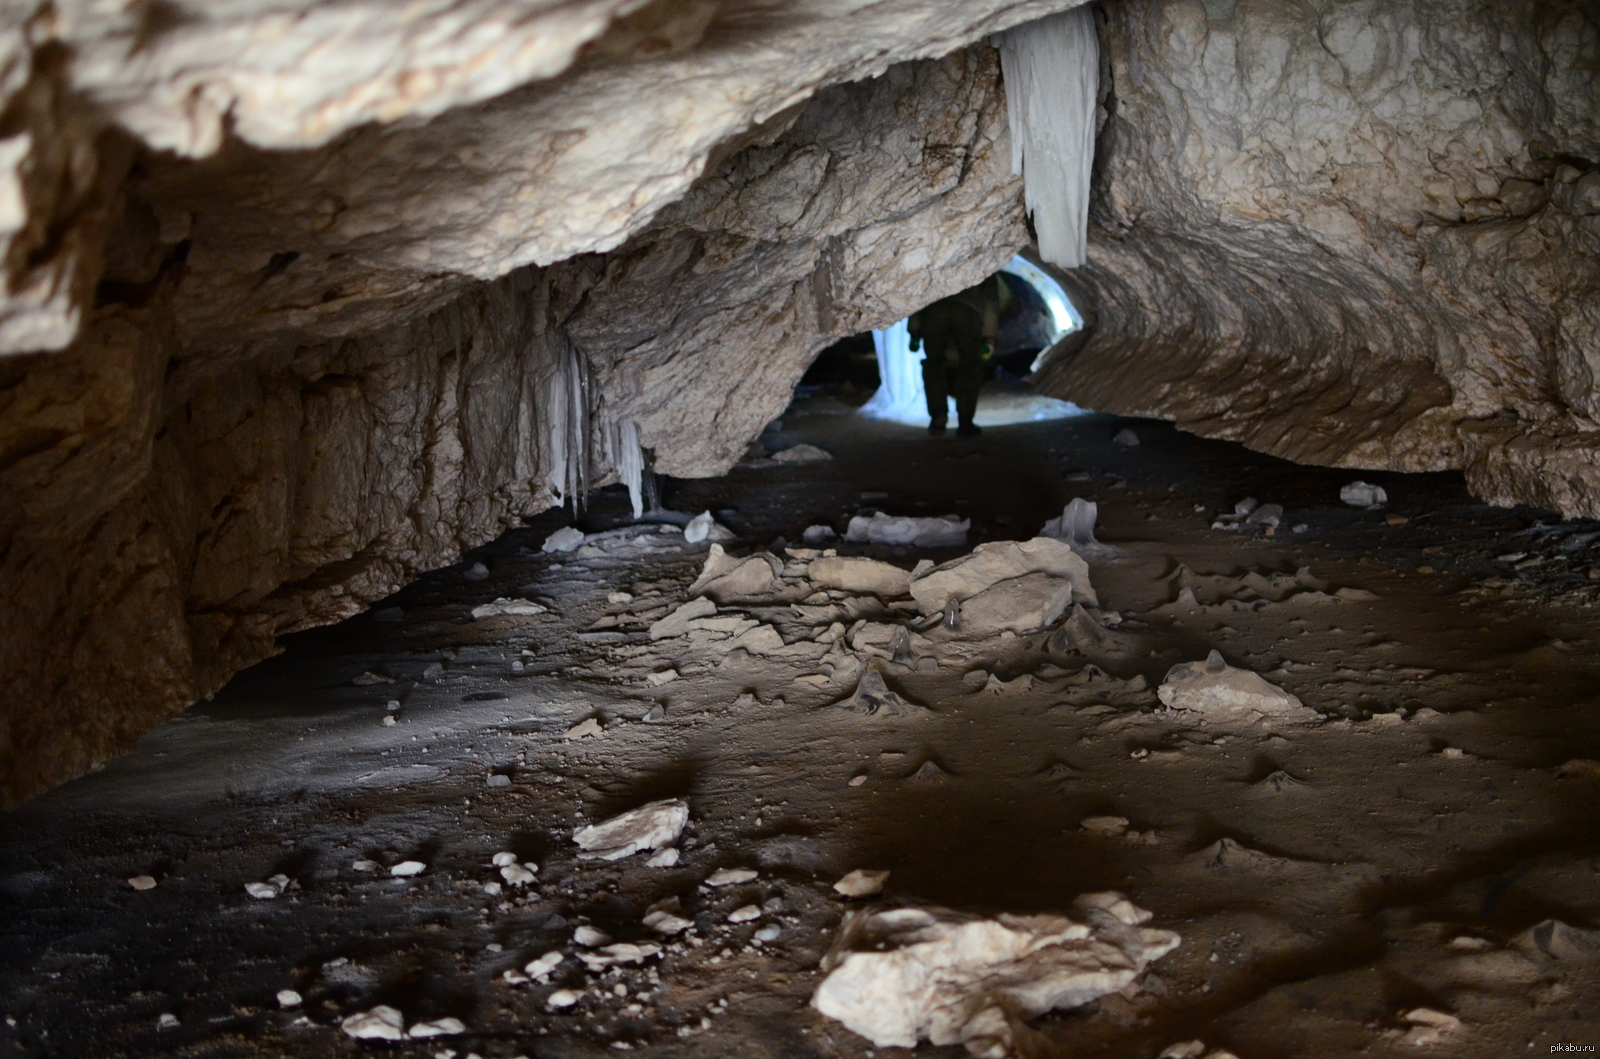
[4,394,1600,1059]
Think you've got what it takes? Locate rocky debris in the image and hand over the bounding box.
[524,952,563,981]
[1159,1042,1239,1059]
[245,874,291,899]
[157,1013,180,1029]
[564,718,603,740]
[499,862,537,886]
[390,860,426,877]
[1518,919,1600,962]
[573,799,689,861]
[838,670,929,718]
[341,1005,406,1040]
[1112,427,1141,447]
[574,925,612,947]
[462,562,491,582]
[770,444,834,464]
[1340,482,1388,509]
[834,869,890,898]
[470,598,547,619]
[728,905,762,923]
[910,538,1097,615]
[578,942,662,971]
[649,597,718,640]
[688,545,782,602]
[803,524,839,544]
[1081,816,1130,837]
[706,867,758,887]
[1158,651,1316,725]
[127,875,157,891]
[684,511,737,544]
[485,773,511,787]
[844,512,970,547]
[954,572,1076,636]
[546,989,582,1010]
[276,989,301,1008]
[1401,1008,1462,1046]
[543,527,587,553]
[807,556,913,597]
[408,1017,465,1038]
[813,893,1179,1056]
[644,910,693,936]
[646,848,680,868]
[1041,498,1098,546]
[645,669,680,686]
[352,670,394,685]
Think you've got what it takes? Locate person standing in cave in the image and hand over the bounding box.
[907,273,1012,436]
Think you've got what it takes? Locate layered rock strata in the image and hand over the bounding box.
[1039,0,1600,515]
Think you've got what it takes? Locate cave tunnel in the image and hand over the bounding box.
[3,1,1600,1056]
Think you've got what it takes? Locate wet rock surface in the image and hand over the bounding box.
[4,404,1600,1057]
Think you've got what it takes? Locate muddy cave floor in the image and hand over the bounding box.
[5,394,1600,1059]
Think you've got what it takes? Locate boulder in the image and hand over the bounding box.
[910,538,1096,615]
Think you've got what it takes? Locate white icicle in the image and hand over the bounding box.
[997,5,1098,268]
[617,418,644,519]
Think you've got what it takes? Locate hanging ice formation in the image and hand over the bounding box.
[996,5,1098,268]
[543,344,645,518]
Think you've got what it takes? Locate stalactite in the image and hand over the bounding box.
[995,5,1097,269]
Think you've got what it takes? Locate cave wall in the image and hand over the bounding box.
[0,43,1026,807]
[1039,0,1600,514]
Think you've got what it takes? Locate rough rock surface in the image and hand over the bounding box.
[0,40,1030,805]
[1038,0,1600,516]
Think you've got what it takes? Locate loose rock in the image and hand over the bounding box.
[390,860,426,877]
[770,444,832,463]
[542,527,586,553]
[833,869,889,897]
[341,1005,406,1040]
[1158,651,1315,724]
[706,867,758,887]
[470,598,547,619]
[127,875,157,891]
[844,512,969,547]
[1339,481,1388,509]
[808,556,912,597]
[573,799,689,860]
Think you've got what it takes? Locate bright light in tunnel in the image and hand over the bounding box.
[859,255,1088,427]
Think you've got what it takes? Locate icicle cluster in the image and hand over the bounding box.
[996,5,1098,269]
[541,343,645,518]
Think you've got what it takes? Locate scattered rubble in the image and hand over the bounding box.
[812,893,1179,1056]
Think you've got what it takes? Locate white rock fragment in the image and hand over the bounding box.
[564,717,603,739]
[471,598,547,620]
[608,591,634,604]
[382,714,397,726]
[706,867,758,887]
[844,512,969,547]
[1402,1008,1462,1045]
[578,942,663,970]
[643,911,693,935]
[803,524,838,544]
[491,851,518,867]
[245,874,291,900]
[771,444,832,463]
[644,669,679,686]
[1157,651,1316,725]
[574,925,612,947]
[483,881,501,896]
[1081,816,1130,837]
[352,670,394,685]
[157,1013,180,1029]
[546,989,582,1011]
[542,527,586,553]
[352,859,379,872]
[684,510,736,544]
[649,597,717,639]
[500,864,537,886]
[486,773,511,787]
[341,1005,406,1040]
[127,875,157,891]
[728,905,762,923]
[408,1017,466,1039]
[1340,481,1388,509]
[390,860,427,877]
[462,562,490,581]
[574,799,689,860]
[277,989,302,1009]
[1112,427,1140,446]
[525,952,564,980]
[833,869,890,898]
[754,924,782,942]
[812,894,1179,1055]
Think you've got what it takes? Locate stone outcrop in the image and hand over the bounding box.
[1038,0,1600,515]
[0,32,1028,805]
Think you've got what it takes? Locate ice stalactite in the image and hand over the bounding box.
[996,5,1098,269]
[542,342,645,517]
